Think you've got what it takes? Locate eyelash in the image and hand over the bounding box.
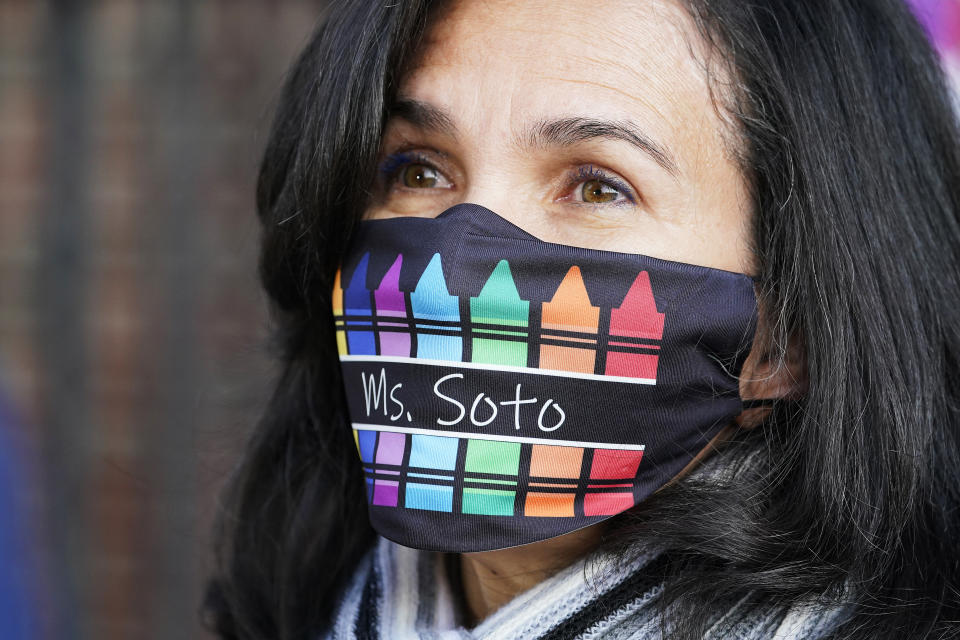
[568,164,637,205]
[378,150,433,181]
[377,152,637,205]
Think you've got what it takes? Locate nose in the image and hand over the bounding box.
[458,177,552,242]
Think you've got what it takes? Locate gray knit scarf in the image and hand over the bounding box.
[323,452,852,640]
[323,533,850,639]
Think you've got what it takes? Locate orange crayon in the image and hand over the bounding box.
[538,266,600,374]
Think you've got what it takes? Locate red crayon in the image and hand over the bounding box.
[604,271,665,381]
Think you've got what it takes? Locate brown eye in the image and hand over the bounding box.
[400,163,439,188]
[581,179,619,203]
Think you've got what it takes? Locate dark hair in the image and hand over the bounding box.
[203,1,960,638]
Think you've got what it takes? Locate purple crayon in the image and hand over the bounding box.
[373,254,411,356]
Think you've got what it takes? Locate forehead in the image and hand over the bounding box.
[400,0,724,174]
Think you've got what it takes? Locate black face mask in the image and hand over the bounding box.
[332,202,759,552]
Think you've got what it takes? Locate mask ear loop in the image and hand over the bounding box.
[740,398,780,409]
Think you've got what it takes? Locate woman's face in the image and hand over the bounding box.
[364,0,754,276]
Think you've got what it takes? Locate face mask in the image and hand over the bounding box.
[331,203,758,552]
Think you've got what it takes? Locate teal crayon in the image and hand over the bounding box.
[469,259,529,366]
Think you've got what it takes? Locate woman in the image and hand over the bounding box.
[203,0,960,638]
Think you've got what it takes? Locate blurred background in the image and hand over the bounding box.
[0,1,323,638]
[0,1,956,639]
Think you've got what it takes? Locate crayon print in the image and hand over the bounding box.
[405,483,454,512]
[410,253,463,361]
[344,253,377,355]
[538,266,600,373]
[470,260,529,366]
[524,492,576,517]
[373,254,411,356]
[333,267,347,355]
[583,492,634,516]
[605,270,664,380]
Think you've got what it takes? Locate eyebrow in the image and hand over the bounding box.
[389,98,459,138]
[389,97,681,177]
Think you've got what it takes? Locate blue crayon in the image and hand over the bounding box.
[410,253,463,361]
[344,252,376,355]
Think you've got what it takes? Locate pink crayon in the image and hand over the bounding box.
[604,271,665,381]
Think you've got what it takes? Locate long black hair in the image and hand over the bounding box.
[203,1,960,638]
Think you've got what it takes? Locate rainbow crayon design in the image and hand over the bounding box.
[538,266,600,374]
[373,254,411,356]
[344,252,377,356]
[333,267,347,355]
[470,260,530,366]
[410,253,463,361]
[360,428,646,518]
[604,271,665,381]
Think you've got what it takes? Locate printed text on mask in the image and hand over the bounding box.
[360,368,566,434]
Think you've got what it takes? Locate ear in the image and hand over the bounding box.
[735,323,807,429]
